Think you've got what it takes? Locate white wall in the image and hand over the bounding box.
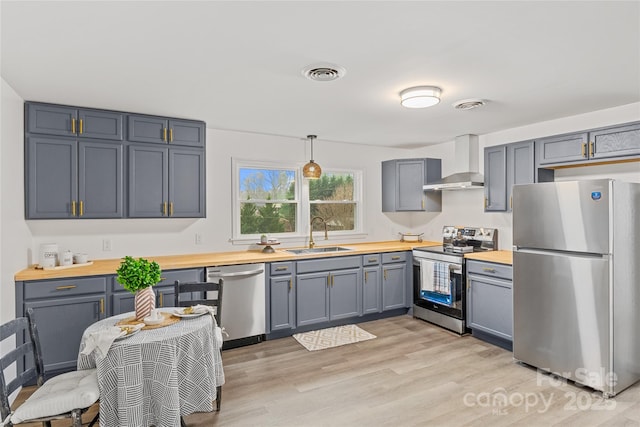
[1,79,32,324]
[411,102,640,250]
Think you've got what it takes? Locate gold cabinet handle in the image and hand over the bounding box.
[327,276,330,287]
[71,118,76,134]
[368,257,377,263]
[169,202,174,216]
[100,298,104,314]
[384,269,388,280]
[169,128,174,142]
[79,200,84,216]
[79,119,83,135]
[482,267,497,273]
[71,200,77,216]
[581,143,587,157]
[162,202,167,216]
[510,196,513,209]
[56,285,76,290]
[159,292,164,307]
[589,141,594,157]
[421,199,425,210]
[484,197,488,209]
[331,275,334,287]
[289,279,292,290]
[163,128,167,142]
[364,271,368,283]
[275,266,288,271]
[391,256,400,260]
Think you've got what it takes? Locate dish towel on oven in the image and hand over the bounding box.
[420,259,435,292]
[433,262,451,295]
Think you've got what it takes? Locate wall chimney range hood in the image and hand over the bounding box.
[423,134,484,191]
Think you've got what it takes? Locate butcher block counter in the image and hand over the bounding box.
[464,250,513,265]
[15,240,439,281]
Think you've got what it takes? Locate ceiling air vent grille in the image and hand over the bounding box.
[302,64,346,82]
[453,98,486,110]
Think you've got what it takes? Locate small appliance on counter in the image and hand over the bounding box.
[412,226,498,334]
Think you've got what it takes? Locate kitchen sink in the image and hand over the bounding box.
[286,246,352,255]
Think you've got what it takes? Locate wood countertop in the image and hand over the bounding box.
[15,240,440,282]
[464,250,513,265]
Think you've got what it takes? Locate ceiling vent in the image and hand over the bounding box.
[302,64,346,82]
[453,98,486,110]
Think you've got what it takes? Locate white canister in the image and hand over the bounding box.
[73,253,89,264]
[39,243,59,268]
[60,250,73,266]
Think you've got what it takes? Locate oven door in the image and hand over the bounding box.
[413,258,464,318]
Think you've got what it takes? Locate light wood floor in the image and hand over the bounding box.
[15,315,640,426]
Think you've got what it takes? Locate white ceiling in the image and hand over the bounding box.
[2,1,639,148]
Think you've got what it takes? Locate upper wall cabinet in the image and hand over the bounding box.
[536,122,640,167]
[128,115,205,147]
[382,158,442,212]
[24,102,205,219]
[26,102,124,141]
[484,140,535,213]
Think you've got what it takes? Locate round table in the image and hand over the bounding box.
[77,308,225,427]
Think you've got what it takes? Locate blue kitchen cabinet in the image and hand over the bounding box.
[362,255,382,315]
[382,158,442,212]
[296,256,362,327]
[26,102,124,141]
[381,252,408,311]
[128,145,205,218]
[17,276,107,377]
[268,262,296,332]
[535,122,640,167]
[466,260,513,350]
[128,114,205,147]
[484,145,507,212]
[26,136,123,219]
[484,140,536,212]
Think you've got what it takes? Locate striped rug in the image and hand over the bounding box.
[292,324,376,351]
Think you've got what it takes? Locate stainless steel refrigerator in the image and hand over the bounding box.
[512,179,640,397]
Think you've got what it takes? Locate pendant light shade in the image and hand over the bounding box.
[303,135,322,179]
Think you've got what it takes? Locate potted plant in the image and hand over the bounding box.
[116,256,162,321]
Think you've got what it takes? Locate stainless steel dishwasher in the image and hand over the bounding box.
[206,264,266,348]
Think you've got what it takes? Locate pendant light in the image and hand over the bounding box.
[303,134,322,179]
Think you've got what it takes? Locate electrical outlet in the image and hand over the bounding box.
[195,233,203,245]
[102,239,112,251]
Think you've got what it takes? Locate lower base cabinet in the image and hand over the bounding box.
[16,267,203,377]
[362,265,382,315]
[466,260,513,349]
[295,256,362,328]
[382,252,408,310]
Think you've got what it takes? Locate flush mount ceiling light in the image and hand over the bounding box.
[400,86,442,108]
[303,135,322,179]
[453,98,487,110]
[302,63,346,82]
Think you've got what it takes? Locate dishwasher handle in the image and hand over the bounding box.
[207,268,265,279]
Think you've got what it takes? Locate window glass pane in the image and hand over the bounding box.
[310,203,356,231]
[240,202,297,234]
[240,168,295,201]
[309,173,354,201]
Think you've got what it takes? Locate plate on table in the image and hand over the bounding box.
[115,324,144,340]
[173,307,208,318]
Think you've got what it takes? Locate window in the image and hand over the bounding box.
[309,172,357,232]
[236,164,298,236]
[233,159,363,241]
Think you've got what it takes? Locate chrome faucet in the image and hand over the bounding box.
[309,216,328,248]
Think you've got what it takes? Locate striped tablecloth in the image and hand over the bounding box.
[78,308,225,427]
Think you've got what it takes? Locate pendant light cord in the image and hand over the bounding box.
[307,135,317,161]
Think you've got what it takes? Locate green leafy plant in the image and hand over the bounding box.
[116,256,162,293]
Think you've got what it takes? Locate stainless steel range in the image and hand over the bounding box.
[412,226,497,334]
